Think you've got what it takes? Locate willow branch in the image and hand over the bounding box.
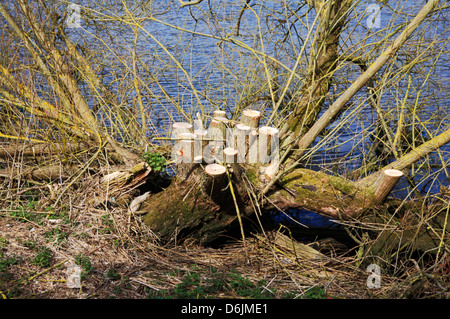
[288,0,440,165]
[178,0,203,8]
[359,128,450,187]
[235,0,251,36]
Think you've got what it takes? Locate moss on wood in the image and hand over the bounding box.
[141,179,238,245]
[268,168,376,218]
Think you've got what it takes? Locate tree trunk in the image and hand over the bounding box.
[0,163,81,181]
[281,0,351,142]
[0,142,89,158]
[0,1,141,166]
[139,164,405,244]
[282,0,440,168]
[137,102,449,247]
[141,162,248,245]
[139,158,448,253]
[139,110,403,245]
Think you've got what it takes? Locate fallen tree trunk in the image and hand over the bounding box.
[265,168,402,219]
[0,142,89,158]
[138,165,405,245]
[138,160,448,254]
[0,163,81,181]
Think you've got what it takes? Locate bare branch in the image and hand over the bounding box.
[178,0,204,8]
[286,0,441,166]
[235,0,251,36]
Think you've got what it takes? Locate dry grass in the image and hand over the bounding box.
[0,162,448,300]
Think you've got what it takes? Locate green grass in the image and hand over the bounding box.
[302,286,326,299]
[74,254,92,279]
[147,268,274,299]
[9,200,73,228]
[0,254,22,273]
[0,253,23,299]
[100,214,114,234]
[144,267,331,299]
[107,268,121,280]
[9,201,43,225]
[44,227,69,245]
[0,236,8,250]
[32,247,53,268]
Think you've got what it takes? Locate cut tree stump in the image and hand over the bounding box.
[139,109,406,245]
[241,109,261,128]
[235,123,252,163]
[141,160,245,245]
[172,122,193,135]
[202,163,227,200]
[213,110,227,118]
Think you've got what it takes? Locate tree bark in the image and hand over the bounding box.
[141,162,247,245]
[0,142,89,158]
[139,159,448,254]
[373,169,404,205]
[139,111,403,245]
[281,0,352,141]
[139,161,400,245]
[0,163,80,181]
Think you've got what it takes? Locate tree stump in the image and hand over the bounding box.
[213,110,227,118]
[176,133,197,180]
[235,123,252,163]
[139,109,406,245]
[202,163,228,201]
[241,109,261,128]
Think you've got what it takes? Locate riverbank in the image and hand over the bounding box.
[0,167,448,299]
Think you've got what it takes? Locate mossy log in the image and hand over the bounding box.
[137,163,449,254]
[266,168,408,219]
[137,110,405,245]
[139,164,395,245]
[140,163,248,245]
[265,168,377,219]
